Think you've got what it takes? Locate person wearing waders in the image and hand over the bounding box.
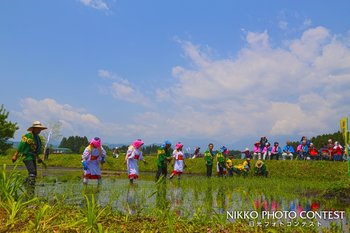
[204,143,215,177]
[82,137,106,186]
[125,139,147,184]
[155,140,172,182]
[12,121,47,195]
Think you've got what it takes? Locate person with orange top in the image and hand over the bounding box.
[169,142,186,180]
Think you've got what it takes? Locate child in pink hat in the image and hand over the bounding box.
[125,139,147,184]
[169,142,186,180]
[82,137,106,186]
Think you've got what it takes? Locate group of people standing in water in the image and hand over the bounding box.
[16,121,344,189]
[12,121,269,190]
[81,138,269,185]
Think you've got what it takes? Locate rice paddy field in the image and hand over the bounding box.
[0,154,349,232]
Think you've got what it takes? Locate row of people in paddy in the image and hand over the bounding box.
[248,136,344,161]
[82,138,268,186]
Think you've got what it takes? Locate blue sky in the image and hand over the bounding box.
[1,0,350,151]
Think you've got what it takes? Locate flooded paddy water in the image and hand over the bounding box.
[33,168,350,232]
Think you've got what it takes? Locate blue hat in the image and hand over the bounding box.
[220,146,227,152]
[161,139,172,148]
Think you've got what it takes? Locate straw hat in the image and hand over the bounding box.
[256,160,264,168]
[27,121,47,131]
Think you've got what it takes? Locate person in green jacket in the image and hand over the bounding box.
[155,140,172,181]
[232,157,251,176]
[12,121,47,193]
[216,146,228,177]
[253,160,268,177]
[204,143,215,177]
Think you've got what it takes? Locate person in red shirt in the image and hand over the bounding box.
[308,143,320,160]
[332,141,343,161]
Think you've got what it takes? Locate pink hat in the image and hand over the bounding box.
[90,137,101,148]
[175,142,183,150]
[132,139,144,149]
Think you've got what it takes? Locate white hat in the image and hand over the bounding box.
[27,121,47,131]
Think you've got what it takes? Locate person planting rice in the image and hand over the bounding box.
[204,143,215,177]
[82,137,106,186]
[216,146,228,177]
[155,140,172,181]
[12,121,47,195]
[169,142,186,180]
[232,157,251,176]
[191,146,201,159]
[253,160,269,177]
[226,155,234,177]
[125,139,147,184]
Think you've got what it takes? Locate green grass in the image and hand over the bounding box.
[0,154,349,232]
[0,165,349,232]
[1,153,349,180]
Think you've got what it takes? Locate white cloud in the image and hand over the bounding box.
[79,0,109,10]
[303,18,312,28]
[14,98,123,141]
[289,26,330,62]
[98,70,151,107]
[134,26,350,144]
[246,30,270,49]
[15,26,350,147]
[279,21,288,30]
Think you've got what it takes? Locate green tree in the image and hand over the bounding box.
[290,131,345,149]
[0,105,18,155]
[59,135,89,153]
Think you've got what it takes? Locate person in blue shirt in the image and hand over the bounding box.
[282,140,295,160]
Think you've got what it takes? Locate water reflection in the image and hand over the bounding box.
[156,182,169,211]
[126,185,140,215]
[35,177,349,231]
[216,186,227,214]
[254,195,321,214]
[170,182,184,216]
[204,182,213,216]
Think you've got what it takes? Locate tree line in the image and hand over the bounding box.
[0,104,347,156]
